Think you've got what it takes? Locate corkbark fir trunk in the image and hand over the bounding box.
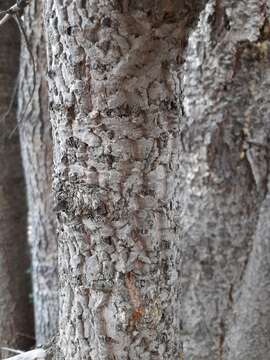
[0,1,34,357]
[180,1,270,359]
[17,0,58,345]
[43,1,205,359]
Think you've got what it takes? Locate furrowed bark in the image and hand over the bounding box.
[17,0,58,345]
[43,0,204,358]
[180,0,270,359]
[0,0,34,357]
[40,0,270,358]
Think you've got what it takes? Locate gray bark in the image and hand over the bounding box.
[180,1,270,359]
[17,0,58,345]
[43,0,205,358]
[39,0,270,359]
[0,1,34,357]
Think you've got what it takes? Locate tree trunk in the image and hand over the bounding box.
[0,1,34,357]
[17,0,58,345]
[39,0,270,359]
[43,0,205,358]
[180,1,270,359]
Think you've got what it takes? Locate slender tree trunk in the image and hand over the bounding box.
[0,1,34,357]
[17,0,58,345]
[43,0,204,358]
[180,1,270,359]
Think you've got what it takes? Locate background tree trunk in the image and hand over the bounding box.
[0,1,34,357]
[180,1,270,359]
[17,0,58,345]
[43,0,205,358]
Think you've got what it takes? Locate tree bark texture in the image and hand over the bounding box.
[0,1,34,357]
[42,0,270,359]
[43,0,206,358]
[18,0,58,345]
[180,1,270,359]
